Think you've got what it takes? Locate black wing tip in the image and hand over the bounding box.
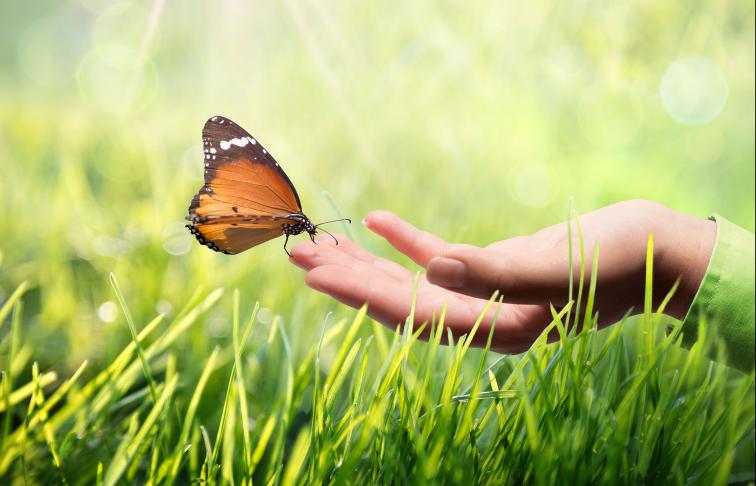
[204,115,236,127]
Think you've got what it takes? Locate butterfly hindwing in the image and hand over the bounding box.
[187,216,294,255]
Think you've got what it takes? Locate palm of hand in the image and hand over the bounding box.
[289,212,558,353]
[289,201,713,353]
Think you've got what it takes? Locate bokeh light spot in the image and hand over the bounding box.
[18,17,86,86]
[156,299,173,316]
[510,163,553,207]
[162,223,192,256]
[98,301,118,323]
[77,45,158,114]
[207,316,228,337]
[660,57,728,126]
[257,307,272,325]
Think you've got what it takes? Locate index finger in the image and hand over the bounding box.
[363,210,448,266]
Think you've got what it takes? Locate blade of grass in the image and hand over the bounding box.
[281,427,311,486]
[104,374,178,486]
[0,281,28,329]
[110,273,158,403]
[165,347,221,485]
[1,299,22,453]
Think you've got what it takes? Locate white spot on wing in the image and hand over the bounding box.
[219,137,251,150]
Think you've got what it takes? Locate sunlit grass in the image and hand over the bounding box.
[0,0,754,483]
[0,232,753,484]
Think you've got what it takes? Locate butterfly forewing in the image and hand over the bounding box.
[186,116,305,254]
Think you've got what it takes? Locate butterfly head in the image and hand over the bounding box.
[282,213,318,239]
[281,214,352,255]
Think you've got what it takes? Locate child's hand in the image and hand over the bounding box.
[288,200,715,352]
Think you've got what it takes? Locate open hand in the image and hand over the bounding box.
[288,200,715,353]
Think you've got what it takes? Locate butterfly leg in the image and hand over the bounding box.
[283,234,291,257]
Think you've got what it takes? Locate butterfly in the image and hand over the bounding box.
[185,116,349,256]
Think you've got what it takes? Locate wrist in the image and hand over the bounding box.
[655,208,717,320]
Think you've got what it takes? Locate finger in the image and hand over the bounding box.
[426,245,570,304]
[304,258,565,355]
[290,239,359,270]
[306,264,555,354]
[363,210,448,266]
[288,255,311,271]
[306,264,482,334]
[315,233,377,263]
[331,239,415,281]
[291,237,412,282]
[305,264,414,326]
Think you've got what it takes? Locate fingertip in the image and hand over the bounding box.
[288,256,311,271]
[363,210,396,232]
[304,271,324,291]
[289,242,316,259]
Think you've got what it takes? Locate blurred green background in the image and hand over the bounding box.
[0,0,753,373]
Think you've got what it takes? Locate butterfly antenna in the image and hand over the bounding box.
[315,217,352,228]
[316,227,340,245]
[312,218,350,246]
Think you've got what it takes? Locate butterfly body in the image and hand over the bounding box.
[185,116,330,256]
[281,214,317,238]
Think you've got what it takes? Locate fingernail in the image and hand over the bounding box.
[428,257,465,288]
[361,217,370,228]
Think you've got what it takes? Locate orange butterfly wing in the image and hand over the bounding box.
[186,217,287,255]
[186,116,304,254]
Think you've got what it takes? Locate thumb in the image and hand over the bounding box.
[426,246,569,304]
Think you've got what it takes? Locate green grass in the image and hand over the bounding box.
[0,0,754,484]
[0,231,753,484]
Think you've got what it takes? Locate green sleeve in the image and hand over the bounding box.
[680,214,755,372]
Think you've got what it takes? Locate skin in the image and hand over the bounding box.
[288,200,716,354]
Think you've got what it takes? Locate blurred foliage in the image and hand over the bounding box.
[1,0,753,368]
[0,0,753,480]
